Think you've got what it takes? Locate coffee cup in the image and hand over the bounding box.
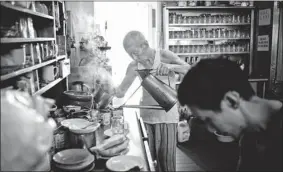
[42,65,59,83]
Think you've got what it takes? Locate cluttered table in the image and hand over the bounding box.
[93,108,153,171]
[51,107,154,172]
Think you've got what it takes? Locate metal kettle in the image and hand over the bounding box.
[136,69,178,112]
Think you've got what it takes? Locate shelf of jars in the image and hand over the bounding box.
[168,13,251,26]
[169,42,250,55]
[164,4,254,76]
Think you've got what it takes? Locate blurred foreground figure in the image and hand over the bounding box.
[1,89,56,171]
[178,58,282,171]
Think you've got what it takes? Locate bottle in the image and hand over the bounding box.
[247,14,251,23]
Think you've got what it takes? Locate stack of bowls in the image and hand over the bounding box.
[52,149,95,172]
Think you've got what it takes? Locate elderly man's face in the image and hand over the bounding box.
[126,42,153,68]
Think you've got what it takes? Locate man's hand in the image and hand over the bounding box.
[156,63,172,76]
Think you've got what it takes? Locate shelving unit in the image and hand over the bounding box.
[163,4,255,80]
[0,2,54,20]
[0,1,70,96]
[0,38,55,43]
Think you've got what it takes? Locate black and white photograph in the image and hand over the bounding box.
[1,1,282,171]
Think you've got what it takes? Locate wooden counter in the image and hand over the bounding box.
[93,108,155,171]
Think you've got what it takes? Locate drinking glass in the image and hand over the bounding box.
[111,116,124,135]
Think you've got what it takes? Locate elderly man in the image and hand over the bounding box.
[178,58,282,171]
[112,31,190,171]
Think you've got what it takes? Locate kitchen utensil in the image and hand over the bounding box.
[71,81,90,92]
[104,122,129,137]
[106,155,144,171]
[111,116,124,135]
[42,65,59,83]
[63,105,81,113]
[63,91,94,109]
[65,118,100,148]
[136,69,178,112]
[80,134,97,162]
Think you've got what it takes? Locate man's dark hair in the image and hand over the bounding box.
[178,58,255,111]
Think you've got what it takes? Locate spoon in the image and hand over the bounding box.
[81,122,96,129]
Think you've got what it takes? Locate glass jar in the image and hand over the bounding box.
[228,14,233,23]
[212,29,216,38]
[178,14,183,24]
[199,14,204,23]
[210,44,215,52]
[207,14,211,23]
[174,31,178,39]
[247,14,251,23]
[179,45,184,53]
[172,13,177,24]
[176,45,180,53]
[241,15,246,23]
[184,45,189,53]
[169,31,173,39]
[169,13,173,24]
[188,45,192,53]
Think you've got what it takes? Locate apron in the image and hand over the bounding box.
[138,49,179,124]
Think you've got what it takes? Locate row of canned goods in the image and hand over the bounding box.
[169,13,251,24]
[169,28,250,39]
[169,43,250,54]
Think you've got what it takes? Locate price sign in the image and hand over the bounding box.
[257,35,269,51]
[259,9,271,26]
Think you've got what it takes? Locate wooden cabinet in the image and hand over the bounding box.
[0,1,69,95]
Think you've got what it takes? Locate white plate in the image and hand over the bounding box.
[61,118,88,128]
[53,149,91,165]
[106,155,144,171]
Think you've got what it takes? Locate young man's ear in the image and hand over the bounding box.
[222,91,241,109]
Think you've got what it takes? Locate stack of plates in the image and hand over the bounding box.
[52,149,95,172]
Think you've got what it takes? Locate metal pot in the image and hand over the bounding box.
[71,81,90,92]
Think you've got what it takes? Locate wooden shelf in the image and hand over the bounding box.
[166,6,255,10]
[0,38,55,43]
[169,38,250,41]
[1,55,66,81]
[176,52,249,56]
[169,23,250,27]
[0,2,54,20]
[33,76,67,96]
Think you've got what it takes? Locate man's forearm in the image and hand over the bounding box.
[168,64,190,74]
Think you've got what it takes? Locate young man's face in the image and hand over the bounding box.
[189,98,247,139]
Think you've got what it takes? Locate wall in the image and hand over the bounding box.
[65,2,113,93]
[94,2,155,107]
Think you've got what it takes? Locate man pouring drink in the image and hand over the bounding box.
[110,30,190,172]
